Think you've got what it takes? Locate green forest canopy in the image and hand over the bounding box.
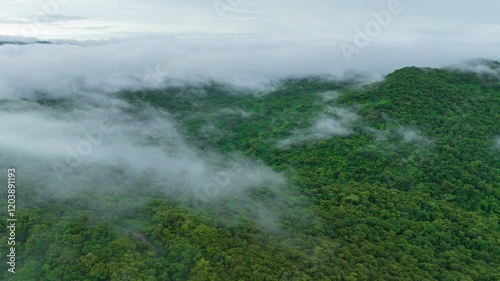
[1,63,499,280]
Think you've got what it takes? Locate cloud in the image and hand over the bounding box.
[396,126,433,145]
[0,93,289,228]
[46,15,88,22]
[2,34,499,102]
[446,59,500,76]
[0,15,87,24]
[277,106,360,148]
[0,35,346,98]
[319,91,341,103]
[218,108,251,118]
[0,96,283,193]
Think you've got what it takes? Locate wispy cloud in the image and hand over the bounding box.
[0,95,287,227]
[277,106,360,148]
[396,127,433,145]
[0,15,87,24]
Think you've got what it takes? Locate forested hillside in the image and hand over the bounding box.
[1,63,499,280]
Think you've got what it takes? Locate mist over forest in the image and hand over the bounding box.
[1,1,500,280]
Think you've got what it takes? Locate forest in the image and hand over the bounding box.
[1,62,499,280]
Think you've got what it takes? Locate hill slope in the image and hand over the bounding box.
[1,63,499,280]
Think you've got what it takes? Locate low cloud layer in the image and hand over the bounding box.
[0,96,286,220]
[0,33,499,100]
[447,59,500,76]
[277,105,360,148]
[0,35,371,96]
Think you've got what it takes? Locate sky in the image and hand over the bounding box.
[0,0,499,41]
[1,1,499,69]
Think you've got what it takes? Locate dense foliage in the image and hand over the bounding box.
[1,64,499,280]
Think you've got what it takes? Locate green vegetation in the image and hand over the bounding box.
[1,65,499,280]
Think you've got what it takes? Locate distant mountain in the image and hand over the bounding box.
[0,40,51,46]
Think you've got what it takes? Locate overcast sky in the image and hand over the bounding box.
[1,0,499,41]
